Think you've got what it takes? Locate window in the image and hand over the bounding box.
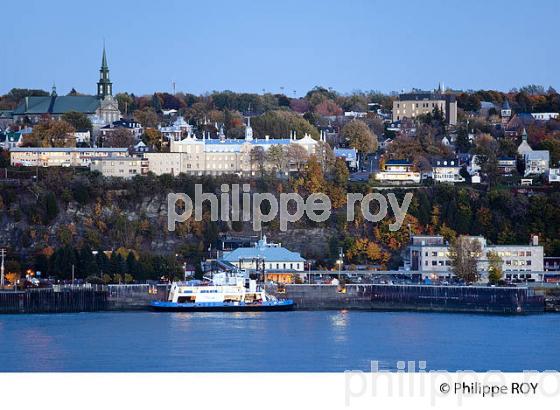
[432,261,437,266]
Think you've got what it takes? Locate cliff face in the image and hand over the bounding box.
[0,183,336,259]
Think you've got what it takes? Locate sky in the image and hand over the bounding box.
[1,0,558,97]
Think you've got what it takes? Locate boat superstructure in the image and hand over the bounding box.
[150,272,294,312]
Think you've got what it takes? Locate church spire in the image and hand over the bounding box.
[97,44,112,98]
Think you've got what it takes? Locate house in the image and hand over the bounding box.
[548,168,560,183]
[0,130,24,150]
[375,159,421,184]
[431,158,464,183]
[221,235,305,283]
[506,114,535,137]
[497,157,517,176]
[333,147,359,170]
[524,150,550,176]
[158,117,192,142]
[112,119,143,139]
[73,130,91,146]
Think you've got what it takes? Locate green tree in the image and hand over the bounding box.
[487,251,503,285]
[61,111,93,133]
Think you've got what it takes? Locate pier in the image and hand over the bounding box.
[0,286,108,314]
[274,284,545,314]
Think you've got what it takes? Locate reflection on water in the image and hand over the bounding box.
[0,311,559,372]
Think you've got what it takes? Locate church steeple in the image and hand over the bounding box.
[97,45,112,98]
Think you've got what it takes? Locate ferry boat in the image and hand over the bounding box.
[150,274,294,312]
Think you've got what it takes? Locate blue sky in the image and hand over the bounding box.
[1,0,558,96]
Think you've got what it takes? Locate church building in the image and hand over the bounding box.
[12,47,121,126]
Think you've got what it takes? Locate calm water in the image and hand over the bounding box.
[0,311,559,372]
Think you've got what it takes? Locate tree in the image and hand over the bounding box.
[332,157,349,186]
[342,119,378,160]
[25,119,76,147]
[487,251,503,285]
[104,128,134,148]
[302,156,325,194]
[250,146,266,177]
[61,111,93,133]
[143,128,162,151]
[266,145,288,174]
[286,144,309,171]
[314,99,343,116]
[448,236,482,283]
[134,107,158,128]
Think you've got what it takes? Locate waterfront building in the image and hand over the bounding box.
[431,158,464,183]
[90,156,148,178]
[221,235,305,283]
[10,147,128,167]
[12,47,121,125]
[375,159,421,184]
[392,91,457,125]
[406,235,544,281]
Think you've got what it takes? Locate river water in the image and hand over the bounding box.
[0,311,558,372]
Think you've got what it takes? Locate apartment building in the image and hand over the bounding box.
[10,147,129,167]
[392,92,458,125]
[407,235,544,280]
[90,157,148,179]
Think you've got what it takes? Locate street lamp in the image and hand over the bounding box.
[337,248,344,280]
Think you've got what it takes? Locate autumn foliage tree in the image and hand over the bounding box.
[341,119,378,159]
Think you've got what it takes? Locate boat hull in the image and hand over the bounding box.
[150,300,295,312]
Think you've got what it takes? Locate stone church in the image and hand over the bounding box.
[13,47,121,126]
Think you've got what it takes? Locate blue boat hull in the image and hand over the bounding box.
[150,300,295,312]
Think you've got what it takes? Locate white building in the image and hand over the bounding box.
[524,150,550,176]
[10,147,129,167]
[375,160,421,184]
[531,113,558,121]
[158,117,192,142]
[407,235,544,281]
[73,130,91,145]
[146,119,321,176]
[432,158,464,183]
[221,235,305,272]
[548,168,560,183]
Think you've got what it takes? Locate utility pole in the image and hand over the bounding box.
[338,247,344,280]
[71,264,75,286]
[0,248,6,288]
